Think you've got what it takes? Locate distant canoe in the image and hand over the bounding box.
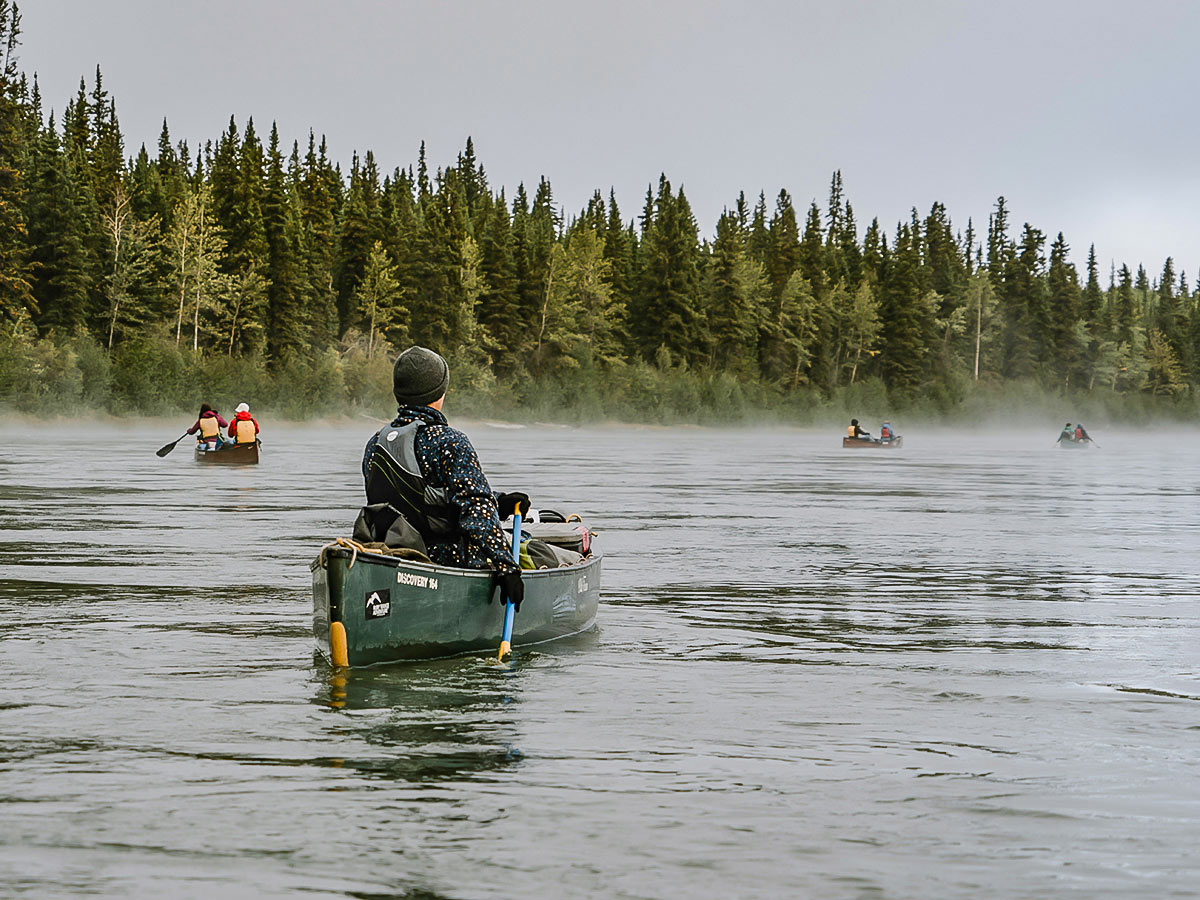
[195,441,260,464]
[842,436,903,449]
[1057,438,1091,449]
[311,542,602,666]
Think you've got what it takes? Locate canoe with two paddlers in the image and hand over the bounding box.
[195,440,260,464]
[312,518,601,666]
[842,436,903,449]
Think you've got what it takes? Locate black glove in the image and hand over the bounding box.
[497,492,531,520]
[496,570,524,612]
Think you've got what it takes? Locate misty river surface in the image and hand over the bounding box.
[0,420,1198,899]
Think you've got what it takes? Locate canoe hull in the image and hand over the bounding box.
[1057,439,1091,449]
[195,441,260,464]
[842,436,903,449]
[311,547,602,666]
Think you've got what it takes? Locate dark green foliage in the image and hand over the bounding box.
[635,176,704,366]
[1046,232,1081,385]
[333,150,381,332]
[0,0,33,321]
[261,124,305,360]
[475,189,519,372]
[24,119,90,332]
[878,220,933,396]
[0,16,1197,422]
[704,210,760,374]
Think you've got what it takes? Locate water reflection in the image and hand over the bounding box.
[312,658,525,784]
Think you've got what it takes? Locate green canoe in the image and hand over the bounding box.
[311,542,602,666]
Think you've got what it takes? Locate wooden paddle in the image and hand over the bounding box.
[497,505,523,661]
[156,434,190,457]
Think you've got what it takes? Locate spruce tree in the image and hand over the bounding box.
[636,176,703,366]
[765,190,800,300]
[1114,264,1137,348]
[504,177,558,360]
[878,221,934,394]
[746,191,769,264]
[334,151,382,332]
[1046,232,1082,386]
[758,192,802,382]
[797,201,831,385]
[475,189,520,372]
[704,209,761,374]
[825,171,850,286]
[262,123,304,359]
[602,189,636,359]
[1155,256,1187,369]
[0,0,34,322]
[25,114,89,333]
[297,133,340,348]
[407,167,472,351]
[88,70,123,211]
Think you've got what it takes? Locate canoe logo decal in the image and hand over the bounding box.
[365,589,391,620]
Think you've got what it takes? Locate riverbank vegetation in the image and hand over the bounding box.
[1,4,1196,425]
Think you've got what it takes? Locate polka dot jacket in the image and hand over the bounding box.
[361,405,519,574]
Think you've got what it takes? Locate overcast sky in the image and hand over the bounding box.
[17,0,1200,281]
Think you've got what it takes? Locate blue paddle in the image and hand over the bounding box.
[497,507,523,661]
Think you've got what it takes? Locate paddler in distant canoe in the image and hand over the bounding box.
[359,346,526,611]
[847,418,872,441]
[187,403,228,450]
[228,402,260,444]
[1056,422,1075,444]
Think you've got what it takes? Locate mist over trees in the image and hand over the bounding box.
[1,4,1197,420]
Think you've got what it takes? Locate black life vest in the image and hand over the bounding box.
[365,421,458,539]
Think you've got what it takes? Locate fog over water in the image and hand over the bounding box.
[0,421,1197,898]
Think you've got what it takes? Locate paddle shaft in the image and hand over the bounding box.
[498,510,522,659]
[156,433,190,457]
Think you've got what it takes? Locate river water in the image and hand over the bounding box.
[0,420,1197,899]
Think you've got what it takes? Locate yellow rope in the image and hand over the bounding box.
[318,536,368,569]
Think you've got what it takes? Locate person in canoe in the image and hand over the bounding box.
[1073,423,1091,443]
[880,421,897,442]
[228,402,260,445]
[1056,422,1075,443]
[187,403,228,450]
[360,346,526,609]
[847,418,871,441]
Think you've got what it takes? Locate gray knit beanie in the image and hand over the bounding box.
[392,346,450,407]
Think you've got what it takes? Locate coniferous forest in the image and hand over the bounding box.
[1,5,1197,423]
